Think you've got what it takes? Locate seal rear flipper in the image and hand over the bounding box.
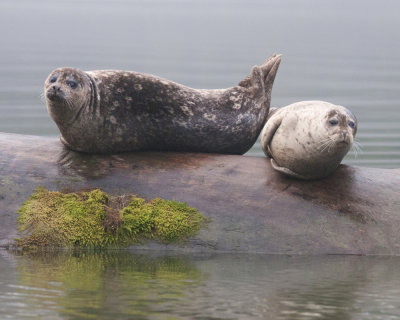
[270,159,309,180]
[267,107,279,120]
[238,54,281,103]
[260,54,281,104]
[260,114,282,157]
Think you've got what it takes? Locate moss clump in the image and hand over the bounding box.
[17,187,206,250]
[120,197,206,242]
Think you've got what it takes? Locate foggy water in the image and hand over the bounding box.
[2,251,400,320]
[0,0,399,167]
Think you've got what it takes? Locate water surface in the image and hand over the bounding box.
[1,251,400,320]
[0,0,399,167]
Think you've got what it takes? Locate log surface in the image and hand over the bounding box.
[1,132,399,255]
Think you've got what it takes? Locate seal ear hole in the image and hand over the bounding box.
[329,119,338,126]
[348,121,356,128]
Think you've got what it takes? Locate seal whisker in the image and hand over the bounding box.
[319,143,332,153]
[351,140,363,158]
[320,144,331,153]
[39,91,46,102]
[317,138,331,148]
[318,138,334,152]
[323,140,334,153]
[328,140,338,153]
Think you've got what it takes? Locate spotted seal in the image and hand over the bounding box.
[261,101,358,180]
[44,54,281,154]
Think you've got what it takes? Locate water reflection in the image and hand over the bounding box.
[1,251,400,319]
[2,251,203,319]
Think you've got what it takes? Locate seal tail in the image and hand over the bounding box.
[260,54,281,103]
[238,54,281,106]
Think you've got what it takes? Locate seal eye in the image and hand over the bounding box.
[50,76,57,83]
[329,119,338,125]
[67,80,78,89]
[349,121,355,128]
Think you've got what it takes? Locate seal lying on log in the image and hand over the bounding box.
[44,54,281,154]
[261,101,358,180]
[1,133,400,254]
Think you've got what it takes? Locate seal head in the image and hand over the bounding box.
[45,68,96,125]
[261,101,358,180]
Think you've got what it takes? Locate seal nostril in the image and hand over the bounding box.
[343,131,347,138]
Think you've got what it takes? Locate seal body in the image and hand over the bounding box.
[44,55,281,154]
[261,101,358,180]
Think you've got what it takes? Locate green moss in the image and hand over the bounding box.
[120,197,206,242]
[17,187,206,250]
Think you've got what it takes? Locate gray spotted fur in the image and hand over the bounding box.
[44,54,281,154]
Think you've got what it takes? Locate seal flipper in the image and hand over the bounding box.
[260,113,282,157]
[270,159,309,180]
[238,54,281,106]
[259,54,282,104]
[267,107,279,120]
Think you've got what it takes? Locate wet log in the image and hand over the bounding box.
[1,132,399,255]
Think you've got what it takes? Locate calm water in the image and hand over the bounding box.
[1,251,400,320]
[0,0,399,167]
[1,1,400,318]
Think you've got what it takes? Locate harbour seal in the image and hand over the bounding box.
[261,101,358,180]
[44,54,281,154]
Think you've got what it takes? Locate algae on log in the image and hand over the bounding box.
[17,187,206,249]
[1,132,400,255]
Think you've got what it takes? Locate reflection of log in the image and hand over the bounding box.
[1,132,400,254]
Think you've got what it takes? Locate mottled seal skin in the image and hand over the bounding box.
[44,54,281,154]
[261,101,358,180]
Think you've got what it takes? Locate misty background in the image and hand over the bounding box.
[1,0,399,167]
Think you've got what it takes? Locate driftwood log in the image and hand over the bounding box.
[0,132,399,254]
